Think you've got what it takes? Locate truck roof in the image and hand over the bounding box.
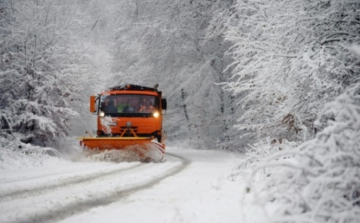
[108,84,159,92]
[102,84,162,96]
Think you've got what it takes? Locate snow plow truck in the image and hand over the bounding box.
[78,84,167,161]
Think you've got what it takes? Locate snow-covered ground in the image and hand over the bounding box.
[0,146,266,223]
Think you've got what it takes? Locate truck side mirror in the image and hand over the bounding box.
[161,98,167,110]
[90,95,96,113]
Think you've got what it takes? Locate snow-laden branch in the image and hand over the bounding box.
[221,0,360,142]
[243,87,360,223]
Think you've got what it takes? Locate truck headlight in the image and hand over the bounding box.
[99,111,105,117]
[153,111,160,118]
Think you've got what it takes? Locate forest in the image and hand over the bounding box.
[0,0,359,222]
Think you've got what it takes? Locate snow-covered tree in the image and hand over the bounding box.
[0,0,96,148]
[223,0,360,142]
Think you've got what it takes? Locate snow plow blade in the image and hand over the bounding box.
[77,136,165,161]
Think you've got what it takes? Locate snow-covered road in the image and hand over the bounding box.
[0,146,265,223]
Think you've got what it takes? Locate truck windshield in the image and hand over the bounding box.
[100,94,158,117]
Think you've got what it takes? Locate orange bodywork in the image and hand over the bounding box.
[78,85,167,160]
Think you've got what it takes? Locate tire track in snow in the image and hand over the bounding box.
[0,153,190,223]
[0,163,143,202]
[1,162,116,184]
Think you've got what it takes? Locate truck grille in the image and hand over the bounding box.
[120,127,138,133]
